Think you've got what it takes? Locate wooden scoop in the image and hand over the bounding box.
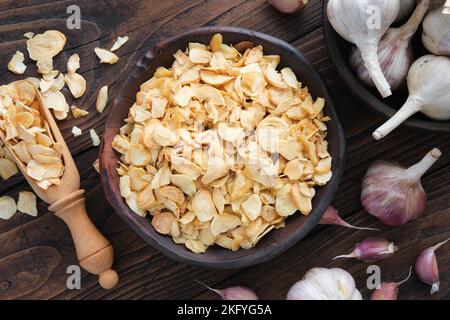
[0,80,118,289]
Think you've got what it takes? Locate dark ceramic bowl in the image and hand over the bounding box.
[323,0,450,132]
[100,26,346,269]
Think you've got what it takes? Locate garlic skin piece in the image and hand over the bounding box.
[423,7,450,56]
[362,148,441,226]
[373,55,450,140]
[333,236,397,262]
[287,268,362,300]
[415,237,450,294]
[327,0,400,98]
[269,0,308,14]
[350,0,430,91]
[370,267,412,300]
[319,206,379,231]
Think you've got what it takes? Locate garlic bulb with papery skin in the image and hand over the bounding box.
[362,148,441,226]
[423,7,450,55]
[370,266,412,300]
[327,0,400,98]
[373,56,450,140]
[350,0,430,91]
[333,236,397,262]
[269,0,308,14]
[415,237,450,294]
[396,0,416,22]
[319,206,379,231]
[287,268,362,300]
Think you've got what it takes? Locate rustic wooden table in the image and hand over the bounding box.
[0,0,449,300]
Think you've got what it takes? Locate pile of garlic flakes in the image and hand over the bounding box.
[0,81,65,190]
[113,34,332,253]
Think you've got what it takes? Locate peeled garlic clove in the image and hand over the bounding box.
[327,0,400,98]
[361,148,441,226]
[423,6,450,56]
[197,281,258,300]
[350,0,429,91]
[373,55,450,140]
[415,237,450,294]
[269,0,308,14]
[371,266,412,300]
[319,206,379,231]
[333,236,397,262]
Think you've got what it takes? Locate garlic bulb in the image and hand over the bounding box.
[415,237,450,294]
[350,0,430,91]
[373,55,450,140]
[269,0,308,14]
[396,0,416,22]
[423,7,450,56]
[361,148,441,226]
[287,268,362,300]
[327,0,400,98]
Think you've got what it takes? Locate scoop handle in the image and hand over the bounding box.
[48,190,118,289]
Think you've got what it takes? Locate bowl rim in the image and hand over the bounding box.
[100,26,347,269]
[322,0,450,132]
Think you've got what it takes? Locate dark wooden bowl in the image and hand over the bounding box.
[100,26,346,269]
[323,0,450,132]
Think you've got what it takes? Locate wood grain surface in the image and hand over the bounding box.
[0,0,449,300]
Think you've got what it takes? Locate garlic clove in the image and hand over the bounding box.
[415,237,450,294]
[373,55,450,140]
[319,206,379,231]
[196,280,258,300]
[327,0,400,98]
[370,266,412,300]
[333,236,397,262]
[361,148,441,226]
[269,0,308,14]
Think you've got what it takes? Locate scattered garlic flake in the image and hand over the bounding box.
[72,126,82,137]
[65,72,87,98]
[93,158,100,173]
[94,47,118,64]
[90,129,101,146]
[111,36,129,52]
[67,53,80,73]
[26,30,66,61]
[0,158,19,180]
[0,196,17,220]
[71,106,89,118]
[17,191,38,217]
[96,85,108,113]
[8,51,27,74]
[23,32,34,39]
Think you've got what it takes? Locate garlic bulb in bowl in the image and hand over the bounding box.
[373,55,450,140]
[423,6,450,55]
[327,0,400,98]
[350,0,430,91]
